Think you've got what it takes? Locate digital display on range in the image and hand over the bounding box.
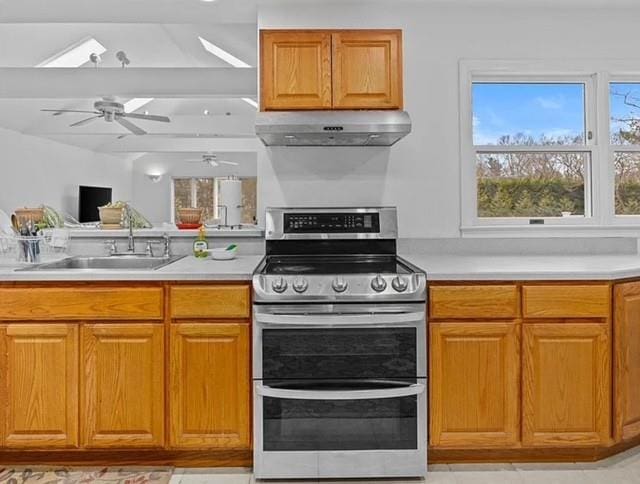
[284,213,380,233]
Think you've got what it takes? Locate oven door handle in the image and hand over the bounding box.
[255,311,425,327]
[255,382,426,400]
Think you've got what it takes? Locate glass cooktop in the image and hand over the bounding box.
[262,256,414,275]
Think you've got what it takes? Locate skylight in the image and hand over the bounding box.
[197,36,256,109]
[241,98,258,108]
[198,36,251,68]
[124,98,154,113]
[36,37,107,68]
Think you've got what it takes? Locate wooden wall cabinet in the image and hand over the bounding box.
[430,321,520,448]
[169,323,250,449]
[522,323,610,447]
[1,324,78,448]
[614,281,640,441]
[81,323,165,448]
[260,29,402,111]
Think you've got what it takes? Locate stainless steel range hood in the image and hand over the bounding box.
[255,110,411,147]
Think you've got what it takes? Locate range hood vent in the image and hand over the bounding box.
[255,110,411,147]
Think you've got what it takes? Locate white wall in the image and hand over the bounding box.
[0,127,132,217]
[257,2,640,238]
[131,152,258,223]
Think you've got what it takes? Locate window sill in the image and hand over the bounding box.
[461,224,640,238]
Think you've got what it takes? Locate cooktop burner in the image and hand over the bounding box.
[263,256,413,275]
[253,207,427,303]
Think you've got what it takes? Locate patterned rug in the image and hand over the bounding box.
[0,468,172,484]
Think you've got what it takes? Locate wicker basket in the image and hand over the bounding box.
[99,206,124,226]
[178,208,204,224]
[14,207,44,225]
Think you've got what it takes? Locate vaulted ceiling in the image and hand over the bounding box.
[0,2,260,161]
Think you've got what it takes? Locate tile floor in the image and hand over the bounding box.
[168,445,640,483]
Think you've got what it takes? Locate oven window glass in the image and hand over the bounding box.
[263,394,417,451]
[262,328,417,379]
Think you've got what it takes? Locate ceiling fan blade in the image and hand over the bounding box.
[124,113,171,123]
[116,117,146,135]
[219,160,239,166]
[41,109,101,116]
[69,115,103,127]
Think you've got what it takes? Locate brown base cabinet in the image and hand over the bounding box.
[429,322,520,448]
[81,324,165,448]
[429,283,613,458]
[614,281,640,441]
[522,323,610,447]
[0,282,252,465]
[1,324,79,448]
[169,323,250,449]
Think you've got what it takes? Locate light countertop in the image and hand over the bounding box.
[0,255,264,282]
[3,253,640,282]
[402,253,640,281]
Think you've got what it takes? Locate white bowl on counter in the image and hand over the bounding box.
[208,247,238,260]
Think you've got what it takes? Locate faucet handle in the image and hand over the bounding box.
[145,240,155,257]
[105,239,117,256]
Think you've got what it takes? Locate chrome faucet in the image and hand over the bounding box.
[162,233,171,257]
[127,212,135,253]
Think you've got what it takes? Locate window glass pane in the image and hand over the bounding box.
[611,83,640,145]
[195,178,215,222]
[615,152,640,215]
[173,178,192,221]
[473,83,586,145]
[240,177,257,224]
[477,152,587,217]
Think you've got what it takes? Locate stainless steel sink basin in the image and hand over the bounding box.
[18,255,185,271]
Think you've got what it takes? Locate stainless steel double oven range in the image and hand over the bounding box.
[252,207,427,479]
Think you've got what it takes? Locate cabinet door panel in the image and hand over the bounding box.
[2,324,78,448]
[614,282,640,441]
[170,323,250,449]
[522,323,610,447]
[332,30,402,109]
[261,31,332,110]
[430,322,520,448]
[82,324,164,448]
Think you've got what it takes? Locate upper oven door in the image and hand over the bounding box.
[253,303,426,380]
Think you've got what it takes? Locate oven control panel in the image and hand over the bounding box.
[284,213,380,234]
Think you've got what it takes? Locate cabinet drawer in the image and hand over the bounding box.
[522,285,610,319]
[170,285,250,319]
[0,287,163,320]
[429,285,518,319]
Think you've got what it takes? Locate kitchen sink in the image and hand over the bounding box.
[17,255,185,271]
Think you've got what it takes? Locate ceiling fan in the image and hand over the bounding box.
[41,98,170,135]
[185,153,239,167]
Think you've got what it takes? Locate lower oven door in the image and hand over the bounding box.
[253,303,427,479]
[254,378,427,479]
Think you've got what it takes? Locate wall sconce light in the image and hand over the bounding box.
[146,173,163,183]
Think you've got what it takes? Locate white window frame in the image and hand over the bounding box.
[609,75,640,226]
[170,177,218,223]
[460,60,602,235]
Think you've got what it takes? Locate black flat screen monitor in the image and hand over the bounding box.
[78,185,112,223]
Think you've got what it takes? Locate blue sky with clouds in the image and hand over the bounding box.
[473,82,640,145]
[472,83,585,144]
